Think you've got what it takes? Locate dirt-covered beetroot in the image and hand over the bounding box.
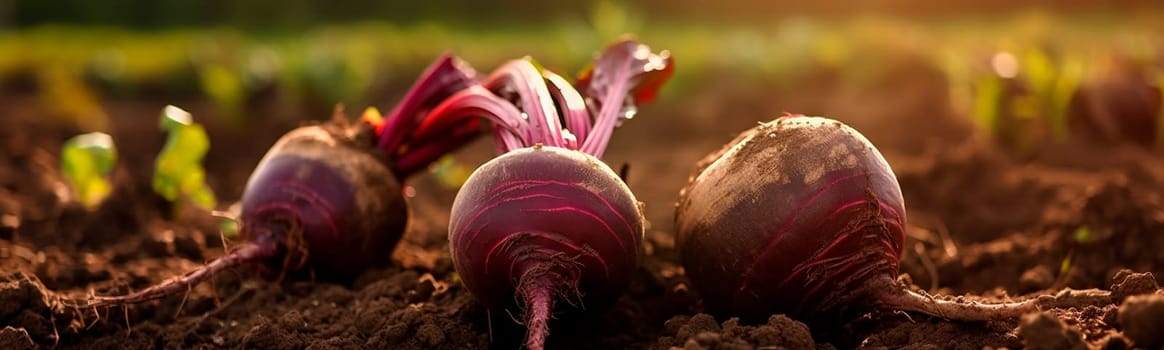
[676,115,907,325]
[676,115,1113,327]
[82,54,484,306]
[444,38,674,350]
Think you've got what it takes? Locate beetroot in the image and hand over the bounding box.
[83,54,485,306]
[675,115,1112,327]
[451,145,643,347]
[443,38,674,350]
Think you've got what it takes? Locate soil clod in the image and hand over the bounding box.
[1017,311,1088,350]
[1117,293,1164,349]
[0,326,36,350]
[1111,270,1160,303]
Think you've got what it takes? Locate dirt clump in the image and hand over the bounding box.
[0,326,36,350]
[1017,311,1088,350]
[1110,270,1160,303]
[1117,293,1164,349]
[653,313,824,350]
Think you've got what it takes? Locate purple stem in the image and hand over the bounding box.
[392,118,482,176]
[482,60,564,148]
[543,70,591,144]
[570,39,674,159]
[579,63,632,158]
[376,54,478,168]
[412,85,527,152]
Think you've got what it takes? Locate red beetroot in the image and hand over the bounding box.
[441,38,674,350]
[676,115,1112,328]
[84,54,485,306]
[451,145,643,348]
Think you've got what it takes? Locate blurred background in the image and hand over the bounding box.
[2,0,1163,159]
[3,3,1164,349]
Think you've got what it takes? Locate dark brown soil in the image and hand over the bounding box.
[2,60,1164,349]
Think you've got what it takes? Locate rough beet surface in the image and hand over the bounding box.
[675,115,1114,330]
[676,115,907,325]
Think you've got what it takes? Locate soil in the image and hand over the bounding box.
[3,60,1164,350]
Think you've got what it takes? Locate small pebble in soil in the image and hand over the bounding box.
[1110,270,1159,303]
[1117,293,1164,349]
[1016,311,1087,350]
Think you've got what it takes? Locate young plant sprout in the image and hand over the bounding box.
[60,132,117,208]
[153,105,217,211]
[83,53,486,308]
[675,115,1112,328]
[440,38,674,350]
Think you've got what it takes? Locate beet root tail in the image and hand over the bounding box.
[84,242,276,308]
[519,273,559,350]
[873,277,1113,321]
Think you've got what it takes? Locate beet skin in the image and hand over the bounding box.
[676,115,1115,329]
[238,121,407,282]
[449,145,644,346]
[675,115,906,325]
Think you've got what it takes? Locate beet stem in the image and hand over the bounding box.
[543,69,591,142]
[519,272,558,350]
[377,54,477,153]
[873,277,1113,321]
[393,118,482,176]
[413,85,527,152]
[86,242,277,308]
[483,60,564,148]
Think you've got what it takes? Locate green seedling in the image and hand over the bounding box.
[60,132,117,208]
[154,105,217,211]
[1014,47,1084,142]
